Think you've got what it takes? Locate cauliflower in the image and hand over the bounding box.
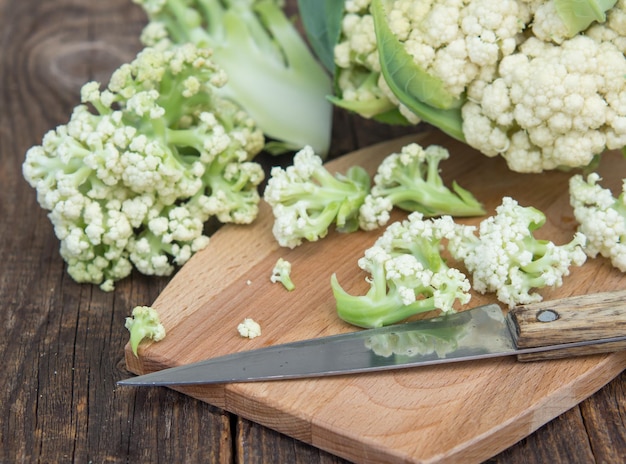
[270,257,295,291]
[237,318,262,339]
[263,146,371,248]
[448,197,588,307]
[329,0,531,131]
[125,306,166,356]
[331,212,471,328]
[301,0,626,172]
[331,194,589,326]
[359,142,484,230]
[569,173,626,271]
[23,43,265,290]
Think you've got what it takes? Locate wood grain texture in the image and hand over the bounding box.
[509,291,626,360]
[1,0,625,463]
[1,0,233,462]
[511,291,626,347]
[124,131,626,463]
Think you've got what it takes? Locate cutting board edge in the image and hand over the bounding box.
[429,352,626,464]
[141,352,626,464]
[310,353,626,464]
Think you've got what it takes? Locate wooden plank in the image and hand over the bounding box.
[124,130,626,464]
[579,376,626,463]
[491,406,596,464]
[236,416,348,464]
[0,0,235,462]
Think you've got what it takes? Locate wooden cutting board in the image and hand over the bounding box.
[124,130,626,464]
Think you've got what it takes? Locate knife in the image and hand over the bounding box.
[117,290,626,386]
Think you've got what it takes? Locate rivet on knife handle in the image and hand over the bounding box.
[506,290,626,361]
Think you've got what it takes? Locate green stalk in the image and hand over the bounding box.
[332,273,438,328]
[384,185,485,217]
[327,94,397,119]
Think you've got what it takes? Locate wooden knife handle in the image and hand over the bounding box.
[506,290,626,362]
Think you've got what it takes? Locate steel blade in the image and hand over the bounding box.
[118,303,521,386]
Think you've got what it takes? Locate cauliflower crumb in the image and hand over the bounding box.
[237,318,261,339]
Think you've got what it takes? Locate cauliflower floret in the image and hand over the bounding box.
[586,0,626,53]
[449,197,587,307]
[358,195,393,231]
[345,0,372,13]
[332,212,472,328]
[264,146,371,248]
[570,173,626,271]
[337,13,379,71]
[358,143,484,230]
[22,43,264,291]
[125,306,166,356]
[270,258,295,291]
[530,0,621,45]
[530,1,572,44]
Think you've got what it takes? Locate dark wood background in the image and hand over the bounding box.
[1,0,624,462]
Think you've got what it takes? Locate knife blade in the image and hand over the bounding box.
[117,290,626,386]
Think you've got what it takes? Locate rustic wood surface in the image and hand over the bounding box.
[1,0,624,462]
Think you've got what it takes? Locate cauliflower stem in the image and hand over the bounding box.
[327,71,401,121]
[264,146,371,248]
[359,143,484,230]
[134,0,333,156]
[331,273,444,329]
[332,213,471,328]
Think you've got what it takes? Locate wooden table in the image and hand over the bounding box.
[1,0,624,462]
